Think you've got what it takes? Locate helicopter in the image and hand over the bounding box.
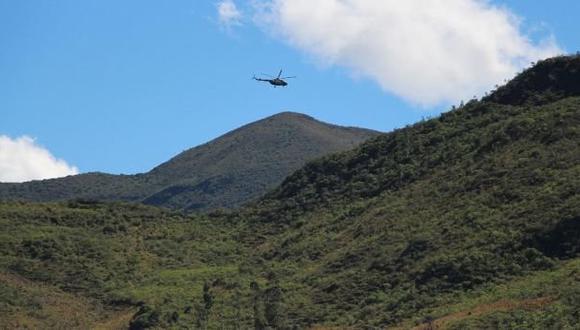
[253,69,296,87]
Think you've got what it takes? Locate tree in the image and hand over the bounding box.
[196,281,214,329]
[251,281,266,330]
[264,286,283,328]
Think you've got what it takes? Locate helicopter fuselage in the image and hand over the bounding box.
[269,79,287,86]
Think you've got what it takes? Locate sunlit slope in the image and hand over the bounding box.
[236,55,580,326]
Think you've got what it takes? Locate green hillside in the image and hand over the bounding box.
[1,55,579,329]
[0,112,378,212]
[0,201,245,328]
[234,56,580,327]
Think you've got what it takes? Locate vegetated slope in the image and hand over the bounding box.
[0,112,378,211]
[142,112,379,211]
[235,55,580,327]
[0,201,247,329]
[1,56,580,329]
[485,55,580,106]
[0,271,134,329]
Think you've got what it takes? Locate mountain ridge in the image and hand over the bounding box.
[0,112,379,211]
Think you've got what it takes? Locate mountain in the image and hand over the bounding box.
[1,55,579,329]
[0,112,379,211]
[239,56,580,326]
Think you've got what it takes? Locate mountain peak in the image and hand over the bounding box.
[137,111,378,209]
[267,111,315,120]
[0,113,379,211]
[486,54,580,106]
[144,112,380,210]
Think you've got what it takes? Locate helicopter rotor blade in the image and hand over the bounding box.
[277,69,283,79]
[281,76,296,79]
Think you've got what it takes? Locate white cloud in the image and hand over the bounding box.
[252,0,562,106]
[0,135,79,183]
[217,0,243,28]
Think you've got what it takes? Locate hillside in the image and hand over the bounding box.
[0,112,378,211]
[0,201,244,329]
[236,55,580,326]
[1,55,579,329]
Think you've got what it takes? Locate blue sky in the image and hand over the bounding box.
[1,0,578,180]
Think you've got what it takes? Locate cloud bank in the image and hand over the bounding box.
[248,0,561,106]
[218,0,243,28]
[0,135,79,183]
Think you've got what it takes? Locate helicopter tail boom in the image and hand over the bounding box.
[253,76,270,82]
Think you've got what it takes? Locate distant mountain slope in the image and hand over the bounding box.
[0,112,379,211]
